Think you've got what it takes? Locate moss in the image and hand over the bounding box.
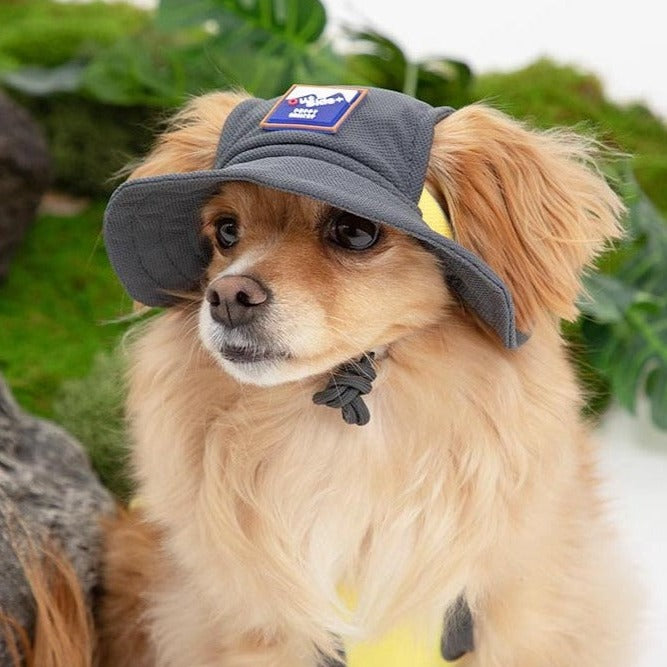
[0,0,149,68]
[0,202,133,416]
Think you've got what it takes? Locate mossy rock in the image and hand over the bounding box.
[15,94,158,196]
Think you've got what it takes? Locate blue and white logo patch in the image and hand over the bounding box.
[260,85,367,133]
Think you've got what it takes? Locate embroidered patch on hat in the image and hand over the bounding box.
[260,84,368,133]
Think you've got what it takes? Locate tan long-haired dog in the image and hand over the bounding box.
[98,87,637,667]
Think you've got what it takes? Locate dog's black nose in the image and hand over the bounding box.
[206,275,269,328]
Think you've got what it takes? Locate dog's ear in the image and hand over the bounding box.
[128,91,249,179]
[426,105,624,332]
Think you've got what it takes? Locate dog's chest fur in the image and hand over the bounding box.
[129,311,578,651]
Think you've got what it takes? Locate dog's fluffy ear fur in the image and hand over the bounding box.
[129,91,249,179]
[427,105,624,332]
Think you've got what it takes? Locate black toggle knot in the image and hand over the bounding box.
[312,353,377,426]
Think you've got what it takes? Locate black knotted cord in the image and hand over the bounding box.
[312,352,377,426]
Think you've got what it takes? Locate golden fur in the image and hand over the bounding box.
[91,92,639,666]
[1,539,94,667]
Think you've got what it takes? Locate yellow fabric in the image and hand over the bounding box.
[419,187,453,239]
[339,587,460,667]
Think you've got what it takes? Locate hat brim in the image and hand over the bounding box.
[104,157,523,348]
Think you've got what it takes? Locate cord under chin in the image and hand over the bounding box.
[312,352,377,426]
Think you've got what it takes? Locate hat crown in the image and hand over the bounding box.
[215,87,447,205]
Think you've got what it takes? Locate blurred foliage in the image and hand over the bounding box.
[54,350,133,501]
[0,0,148,68]
[13,94,155,196]
[342,30,472,108]
[0,0,472,106]
[0,1,159,195]
[0,0,472,195]
[576,169,667,429]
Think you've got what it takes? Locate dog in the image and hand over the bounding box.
[98,86,638,667]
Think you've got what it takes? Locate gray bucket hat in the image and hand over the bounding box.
[104,85,526,348]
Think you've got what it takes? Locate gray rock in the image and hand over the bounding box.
[0,375,115,664]
[0,92,51,281]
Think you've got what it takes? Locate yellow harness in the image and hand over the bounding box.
[339,587,462,667]
[344,620,460,667]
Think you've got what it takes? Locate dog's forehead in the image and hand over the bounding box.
[205,182,333,227]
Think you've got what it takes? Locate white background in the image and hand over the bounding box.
[597,405,667,666]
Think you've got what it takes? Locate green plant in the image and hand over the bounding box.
[0,0,157,195]
[1,0,473,195]
[0,0,148,69]
[1,0,347,106]
[574,167,667,428]
[15,95,155,196]
[152,0,341,99]
[342,30,472,107]
[2,0,473,108]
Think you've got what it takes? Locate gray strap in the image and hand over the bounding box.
[441,595,475,661]
[312,353,377,426]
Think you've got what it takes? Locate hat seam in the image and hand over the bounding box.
[406,108,428,201]
[127,213,165,294]
[157,215,201,287]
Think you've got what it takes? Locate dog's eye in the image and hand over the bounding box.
[329,214,380,251]
[214,216,239,249]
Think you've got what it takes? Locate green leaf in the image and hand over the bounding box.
[416,58,472,107]
[579,169,667,428]
[646,367,667,429]
[578,272,654,323]
[156,0,327,44]
[86,0,339,101]
[342,30,408,92]
[81,37,188,107]
[343,29,473,106]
